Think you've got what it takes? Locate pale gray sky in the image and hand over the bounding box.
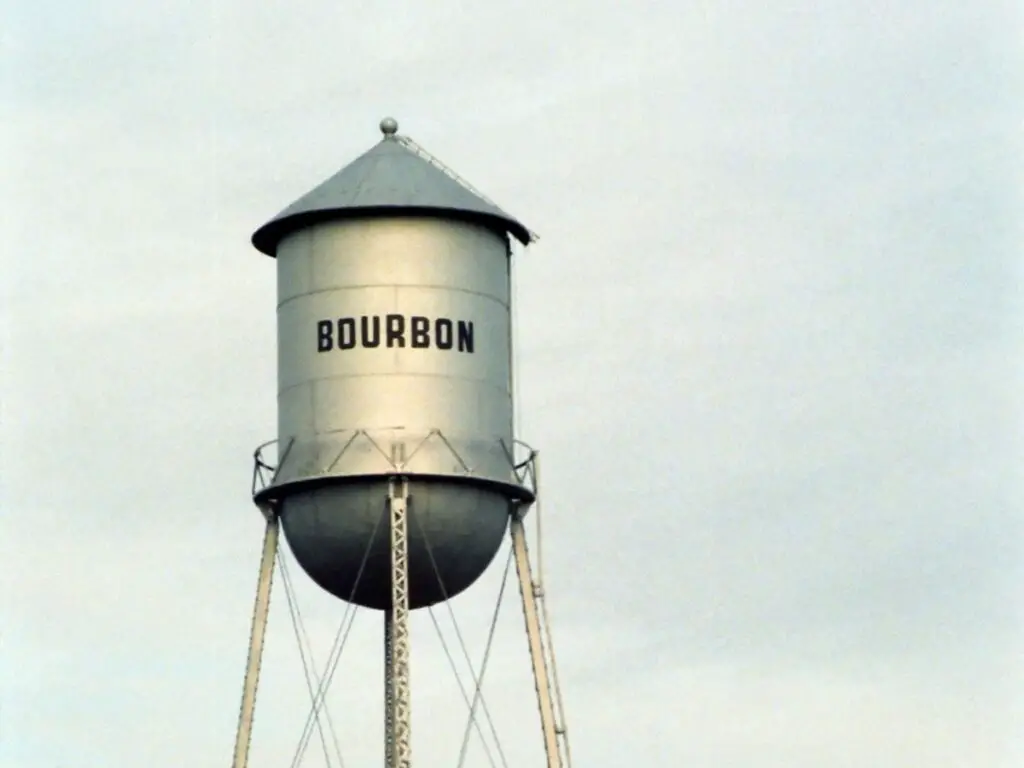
[3,2,1022,766]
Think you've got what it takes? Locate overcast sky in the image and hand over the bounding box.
[3,2,1022,766]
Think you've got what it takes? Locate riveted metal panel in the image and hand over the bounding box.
[274,216,515,490]
[265,214,523,608]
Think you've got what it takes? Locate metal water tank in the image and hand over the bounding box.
[251,119,533,610]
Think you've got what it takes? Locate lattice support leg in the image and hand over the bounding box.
[387,478,411,768]
[384,609,395,767]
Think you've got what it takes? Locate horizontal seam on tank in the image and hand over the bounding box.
[276,285,511,312]
[277,373,511,398]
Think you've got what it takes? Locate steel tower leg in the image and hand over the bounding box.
[231,509,280,768]
[387,478,411,768]
[384,610,395,768]
[510,511,562,768]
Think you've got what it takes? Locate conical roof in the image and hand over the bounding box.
[251,118,532,255]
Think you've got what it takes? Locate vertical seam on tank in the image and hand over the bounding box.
[508,237,518,442]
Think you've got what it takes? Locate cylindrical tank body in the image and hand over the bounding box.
[252,123,533,610]
[275,217,518,609]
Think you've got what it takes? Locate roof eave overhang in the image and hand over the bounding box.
[251,205,533,257]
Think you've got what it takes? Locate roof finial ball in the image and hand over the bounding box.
[379,116,399,138]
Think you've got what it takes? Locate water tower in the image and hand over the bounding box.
[230,118,571,768]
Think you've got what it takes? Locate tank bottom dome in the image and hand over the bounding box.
[279,478,511,610]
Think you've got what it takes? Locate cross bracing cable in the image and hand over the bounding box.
[456,546,512,768]
[413,509,511,768]
[288,501,387,768]
[278,551,344,768]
